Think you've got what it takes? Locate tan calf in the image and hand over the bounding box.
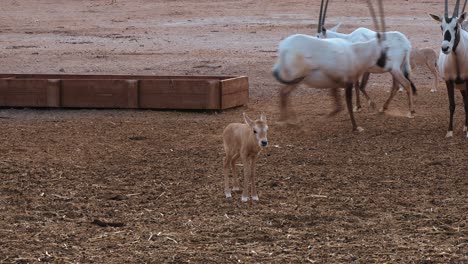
[223,113,268,202]
[410,48,439,93]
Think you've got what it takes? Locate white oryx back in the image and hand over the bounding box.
[324,27,412,75]
[272,34,385,89]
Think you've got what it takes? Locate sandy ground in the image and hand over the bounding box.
[0,0,467,263]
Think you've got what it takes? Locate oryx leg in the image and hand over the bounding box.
[345,82,363,132]
[250,156,259,201]
[328,88,343,117]
[223,155,233,198]
[462,84,468,138]
[231,153,240,191]
[357,72,376,110]
[388,70,416,118]
[279,84,298,123]
[354,80,362,112]
[380,75,400,113]
[446,81,455,138]
[428,62,439,93]
[241,154,251,202]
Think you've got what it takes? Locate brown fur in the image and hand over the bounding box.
[410,47,439,92]
[222,113,268,202]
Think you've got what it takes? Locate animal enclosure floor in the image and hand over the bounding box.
[0,0,467,263]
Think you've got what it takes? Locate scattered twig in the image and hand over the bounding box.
[91,219,125,227]
[52,194,72,200]
[165,236,178,244]
[156,192,166,200]
[309,194,328,198]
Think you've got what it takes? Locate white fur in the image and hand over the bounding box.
[436,24,468,80]
[321,28,411,75]
[446,131,454,138]
[272,33,386,131]
[273,34,384,87]
[322,26,416,116]
[430,2,468,137]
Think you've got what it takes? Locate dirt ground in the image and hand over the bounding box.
[0,0,467,263]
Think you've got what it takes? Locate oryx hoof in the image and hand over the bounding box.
[430,89,438,93]
[327,108,342,117]
[241,196,249,202]
[398,87,404,93]
[463,126,467,132]
[406,111,414,119]
[353,106,362,113]
[225,192,232,199]
[378,107,386,113]
[446,131,454,138]
[252,195,259,201]
[354,126,364,133]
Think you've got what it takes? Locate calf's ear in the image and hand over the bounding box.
[243,112,254,127]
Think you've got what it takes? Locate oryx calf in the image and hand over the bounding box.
[223,113,268,202]
[430,0,468,138]
[410,47,440,93]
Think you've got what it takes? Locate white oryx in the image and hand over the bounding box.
[272,0,387,132]
[430,0,468,138]
[317,0,417,117]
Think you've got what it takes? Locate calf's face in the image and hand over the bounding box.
[244,113,268,148]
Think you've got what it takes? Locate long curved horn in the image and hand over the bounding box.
[462,0,467,14]
[318,0,325,33]
[321,0,330,29]
[367,0,379,32]
[454,0,461,17]
[378,0,385,34]
[445,0,448,17]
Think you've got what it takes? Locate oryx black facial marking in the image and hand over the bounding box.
[444,30,452,42]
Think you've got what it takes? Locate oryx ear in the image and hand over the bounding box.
[329,22,342,32]
[458,12,466,24]
[429,14,442,22]
[321,27,327,37]
[260,112,267,122]
[243,112,254,127]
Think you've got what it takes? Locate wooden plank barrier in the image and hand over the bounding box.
[0,74,249,110]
